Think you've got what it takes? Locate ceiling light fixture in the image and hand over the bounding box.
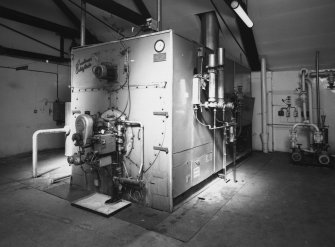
[230,0,253,28]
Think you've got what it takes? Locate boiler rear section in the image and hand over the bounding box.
[66,30,253,212]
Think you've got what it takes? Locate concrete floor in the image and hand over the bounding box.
[0,150,334,247]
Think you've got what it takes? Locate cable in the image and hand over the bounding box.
[210,0,247,57]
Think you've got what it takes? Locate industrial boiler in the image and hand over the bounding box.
[66,30,253,212]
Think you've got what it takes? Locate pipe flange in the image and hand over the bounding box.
[318,154,330,165]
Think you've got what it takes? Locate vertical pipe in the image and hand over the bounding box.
[217,48,225,105]
[80,0,86,46]
[261,57,269,153]
[301,69,307,122]
[316,51,320,127]
[157,0,162,31]
[306,79,314,124]
[200,12,219,51]
[213,109,216,172]
[208,54,216,102]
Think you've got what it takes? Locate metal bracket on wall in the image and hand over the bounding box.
[153,146,169,154]
[153,111,169,118]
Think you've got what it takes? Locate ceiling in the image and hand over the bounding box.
[0,0,335,71]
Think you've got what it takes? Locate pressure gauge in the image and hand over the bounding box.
[154,39,165,53]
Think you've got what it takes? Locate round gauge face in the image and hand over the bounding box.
[154,39,165,53]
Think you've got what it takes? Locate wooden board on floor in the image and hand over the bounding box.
[72,193,131,217]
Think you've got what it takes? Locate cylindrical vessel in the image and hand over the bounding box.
[192,77,201,105]
[208,54,216,102]
[217,48,224,105]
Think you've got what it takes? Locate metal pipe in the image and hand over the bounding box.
[157,0,162,31]
[80,0,86,46]
[261,57,269,153]
[208,54,216,102]
[200,11,219,51]
[213,109,216,172]
[300,69,308,122]
[122,121,144,179]
[217,48,225,106]
[305,78,313,124]
[316,51,320,127]
[32,126,70,178]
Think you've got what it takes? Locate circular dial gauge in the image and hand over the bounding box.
[154,39,165,53]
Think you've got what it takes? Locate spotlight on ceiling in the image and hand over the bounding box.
[230,0,253,28]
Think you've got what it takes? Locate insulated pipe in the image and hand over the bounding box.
[123,121,144,179]
[157,0,162,31]
[217,48,225,106]
[80,0,86,46]
[32,126,71,178]
[300,69,308,122]
[305,78,314,124]
[208,54,217,102]
[261,57,269,153]
[316,51,320,127]
[200,11,219,51]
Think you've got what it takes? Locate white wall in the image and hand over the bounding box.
[0,57,70,157]
[252,70,335,153]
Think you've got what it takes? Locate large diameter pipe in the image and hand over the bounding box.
[32,126,70,178]
[261,57,269,153]
[80,0,86,46]
[200,11,219,51]
[217,48,224,105]
[208,54,217,102]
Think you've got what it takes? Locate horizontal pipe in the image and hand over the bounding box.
[292,123,319,132]
[309,69,335,78]
[32,126,70,178]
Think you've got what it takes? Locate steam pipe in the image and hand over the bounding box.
[157,0,162,31]
[32,126,71,178]
[217,48,225,106]
[305,78,313,124]
[301,69,308,122]
[316,51,320,127]
[261,57,269,153]
[200,11,219,51]
[122,121,144,179]
[80,0,86,46]
[208,54,217,102]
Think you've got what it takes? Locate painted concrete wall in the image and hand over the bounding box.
[0,57,70,157]
[252,70,335,153]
